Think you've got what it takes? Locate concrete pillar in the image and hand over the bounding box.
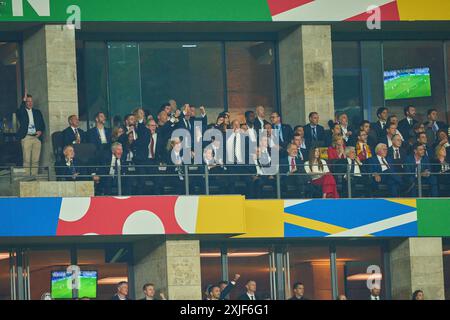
[390,237,445,300]
[278,25,335,127]
[22,25,78,167]
[17,181,94,197]
[133,239,202,300]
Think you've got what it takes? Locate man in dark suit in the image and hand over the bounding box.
[254,105,269,131]
[16,93,46,176]
[379,122,398,149]
[237,280,260,300]
[270,111,293,150]
[366,143,402,197]
[424,108,448,147]
[370,107,389,142]
[207,274,241,300]
[404,143,439,197]
[280,143,307,197]
[111,281,130,300]
[140,283,166,301]
[134,119,167,194]
[335,146,369,197]
[398,105,418,142]
[288,282,309,300]
[118,114,138,146]
[369,286,382,300]
[91,142,130,196]
[291,134,307,161]
[88,111,112,151]
[388,134,407,174]
[338,113,354,144]
[55,145,84,181]
[62,115,87,147]
[303,112,325,148]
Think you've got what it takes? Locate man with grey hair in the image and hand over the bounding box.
[335,146,368,197]
[92,142,130,195]
[366,143,402,197]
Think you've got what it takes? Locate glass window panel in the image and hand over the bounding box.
[77,249,128,300]
[227,247,271,300]
[108,42,141,127]
[226,41,277,122]
[336,245,385,300]
[78,42,108,128]
[446,42,450,125]
[28,250,71,300]
[383,41,446,123]
[200,247,222,299]
[288,245,331,300]
[0,252,10,300]
[140,42,224,119]
[332,41,363,126]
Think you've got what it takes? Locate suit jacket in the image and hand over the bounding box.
[398,118,418,141]
[272,123,293,147]
[303,123,325,148]
[111,294,129,300]
[55,158,84,181]
[88,126,112,147]
[134,128,166,163]
[280,156,305,175]
[237,293,261,301]
[404,155,432,175]
[387,146,407,163]
[288,296,309,300]
[370,120,387,140]
[16,102,46,140]
[366,155,397,175]
[219,282,235,300]
[254,118,269,131]
[93,152,128,178]
[62,126,87,146]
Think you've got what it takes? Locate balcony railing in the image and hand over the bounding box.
[1,163,449,199]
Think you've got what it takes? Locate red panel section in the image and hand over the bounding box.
[267,0,314,16]
[56,196,186,236]
[345,1,399,21]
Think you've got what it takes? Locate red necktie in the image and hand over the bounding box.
[290,157,296,172]
[362,144,367,158]
[149,135,155,159]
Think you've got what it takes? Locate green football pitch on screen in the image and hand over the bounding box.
[51,274,97,299]
[384,69,431,100]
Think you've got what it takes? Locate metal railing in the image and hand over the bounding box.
[1,162,450,199]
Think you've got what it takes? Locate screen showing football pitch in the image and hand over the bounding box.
[384,67,431,100]
[51,270,97,299]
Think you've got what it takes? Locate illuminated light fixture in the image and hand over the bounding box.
[98,277,128,285]
[443,250,450,256]
[182,44,197,48]
[200,252,269,258]
[0,253,9,261]
[347,273,383,281]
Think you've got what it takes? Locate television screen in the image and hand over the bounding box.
[51,270,97,299]
[383,67,431,100]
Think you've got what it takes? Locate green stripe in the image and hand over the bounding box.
[417,198,450,236]
[0,0,272,22]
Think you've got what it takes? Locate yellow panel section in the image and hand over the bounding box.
[283,213,348,235]
[386,198,417,209]
[397,0,450,20]
[235,200,284,238]
[195,196,246,234]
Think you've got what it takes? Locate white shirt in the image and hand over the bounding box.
[109,156,121,175]
[98,127,107,144]
[395,129,404,141]
[392,147,401,159]
[304,159,329,180]
[247,127,257,142]
[376,155,389,172]
[370,295,380,300]
[246,293,256,300]
[288,156,297,172]
[346,158,361,177]
[148,132,158,159]
[386,135,393,148]
[26,108,36,135]
[257,117,265,128]
[341,126,349,141]
[227,132,243,163]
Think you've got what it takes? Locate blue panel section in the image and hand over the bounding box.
[0,198,62,236]
[284,222,329,237]
[371,221,418,237]
[284,199,415,229]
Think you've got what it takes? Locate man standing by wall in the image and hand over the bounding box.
[16,92,45,176]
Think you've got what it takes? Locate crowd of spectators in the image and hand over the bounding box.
[18,94,450,198]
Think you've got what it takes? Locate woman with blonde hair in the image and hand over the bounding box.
[304,147,339,198]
